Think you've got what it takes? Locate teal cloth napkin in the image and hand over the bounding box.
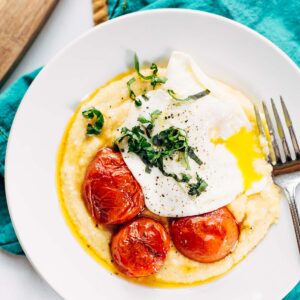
[0,0,299,297]
[109,0,300,66]
[0,68,41,255]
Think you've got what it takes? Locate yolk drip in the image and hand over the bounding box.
[213,127,264,192]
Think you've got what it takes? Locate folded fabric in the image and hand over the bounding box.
[0,68,41,255]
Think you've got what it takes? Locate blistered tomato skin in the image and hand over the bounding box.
[82,148,145,224]
[170,207,239,263]
[111,217,170,277]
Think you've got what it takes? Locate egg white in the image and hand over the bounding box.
[120,51,267,217]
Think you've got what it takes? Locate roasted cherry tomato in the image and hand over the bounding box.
[111,217,170,277]
[169,207,239,263]
[82,147,144,224]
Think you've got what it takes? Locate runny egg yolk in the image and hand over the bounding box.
[213,127,264,192]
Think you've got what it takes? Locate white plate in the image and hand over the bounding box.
[5,9,300,300]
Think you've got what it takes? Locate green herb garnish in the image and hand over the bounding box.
[134,98,142,107]
[188,173,208,196]
[118,113,207,196]
[187,146,203,166]
[152,127,202,168]
[127,77,136,100]
[119,126,161,168]
[150,109,162,121]
[167,89,210,102]
[82,107,104,135]
[181,173,192,182]
[127,77,142,107]
[138,110,162,137]
[134,54,167,89]
[141,94,149,101]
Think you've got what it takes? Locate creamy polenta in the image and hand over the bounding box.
[57,67,281,287]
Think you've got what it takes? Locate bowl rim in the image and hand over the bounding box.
[5,8,300,299]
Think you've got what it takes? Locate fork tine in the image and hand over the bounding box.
[271,98,292,161]
[254,104,274,163]
[253,104,266,136]
[262,101,281,164]
[280,96,300,159]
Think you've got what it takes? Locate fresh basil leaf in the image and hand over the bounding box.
[137,116,150,124]
[141,93,149,101]
[150,110,162,122]
[134,98,142,107]
[150,63,158,75]
[181,173,192,182]
[117,115,207,195]
[168,89,210,102]
[134,53,167,89]
[187,146,203,166]
[127,77,136,100]
[188,173,208,196]
[82,107,104,135]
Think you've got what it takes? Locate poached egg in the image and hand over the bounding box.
[120,51,267,217]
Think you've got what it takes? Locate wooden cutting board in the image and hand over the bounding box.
[0,0,58,86]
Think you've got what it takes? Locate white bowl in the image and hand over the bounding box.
[5,9,300,300]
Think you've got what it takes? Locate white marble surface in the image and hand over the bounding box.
[0,1,94,299]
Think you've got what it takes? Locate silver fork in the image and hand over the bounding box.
[254,96,300,253]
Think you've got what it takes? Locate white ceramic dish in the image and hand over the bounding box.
[5,9,300,300]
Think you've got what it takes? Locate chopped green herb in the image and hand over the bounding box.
[137,116,150,124]
[127,77,142,107]
[158,167,194,185]
[127,77,136,100]
[181,173,192,182]
[167,89,210,102]
[187,146,203,165]
[141,93,149,101]
[118,113,207,196]
[135,98,142,107]
[188,173,208,196]
[118,126,161,169]
[152,127,202,167]
[82,107,104,135]
[137,110,161,137]
[134,53,167,89]
[150,63,158,75]
[150,110,162,122]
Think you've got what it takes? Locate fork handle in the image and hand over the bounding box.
[283,186,300,253]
